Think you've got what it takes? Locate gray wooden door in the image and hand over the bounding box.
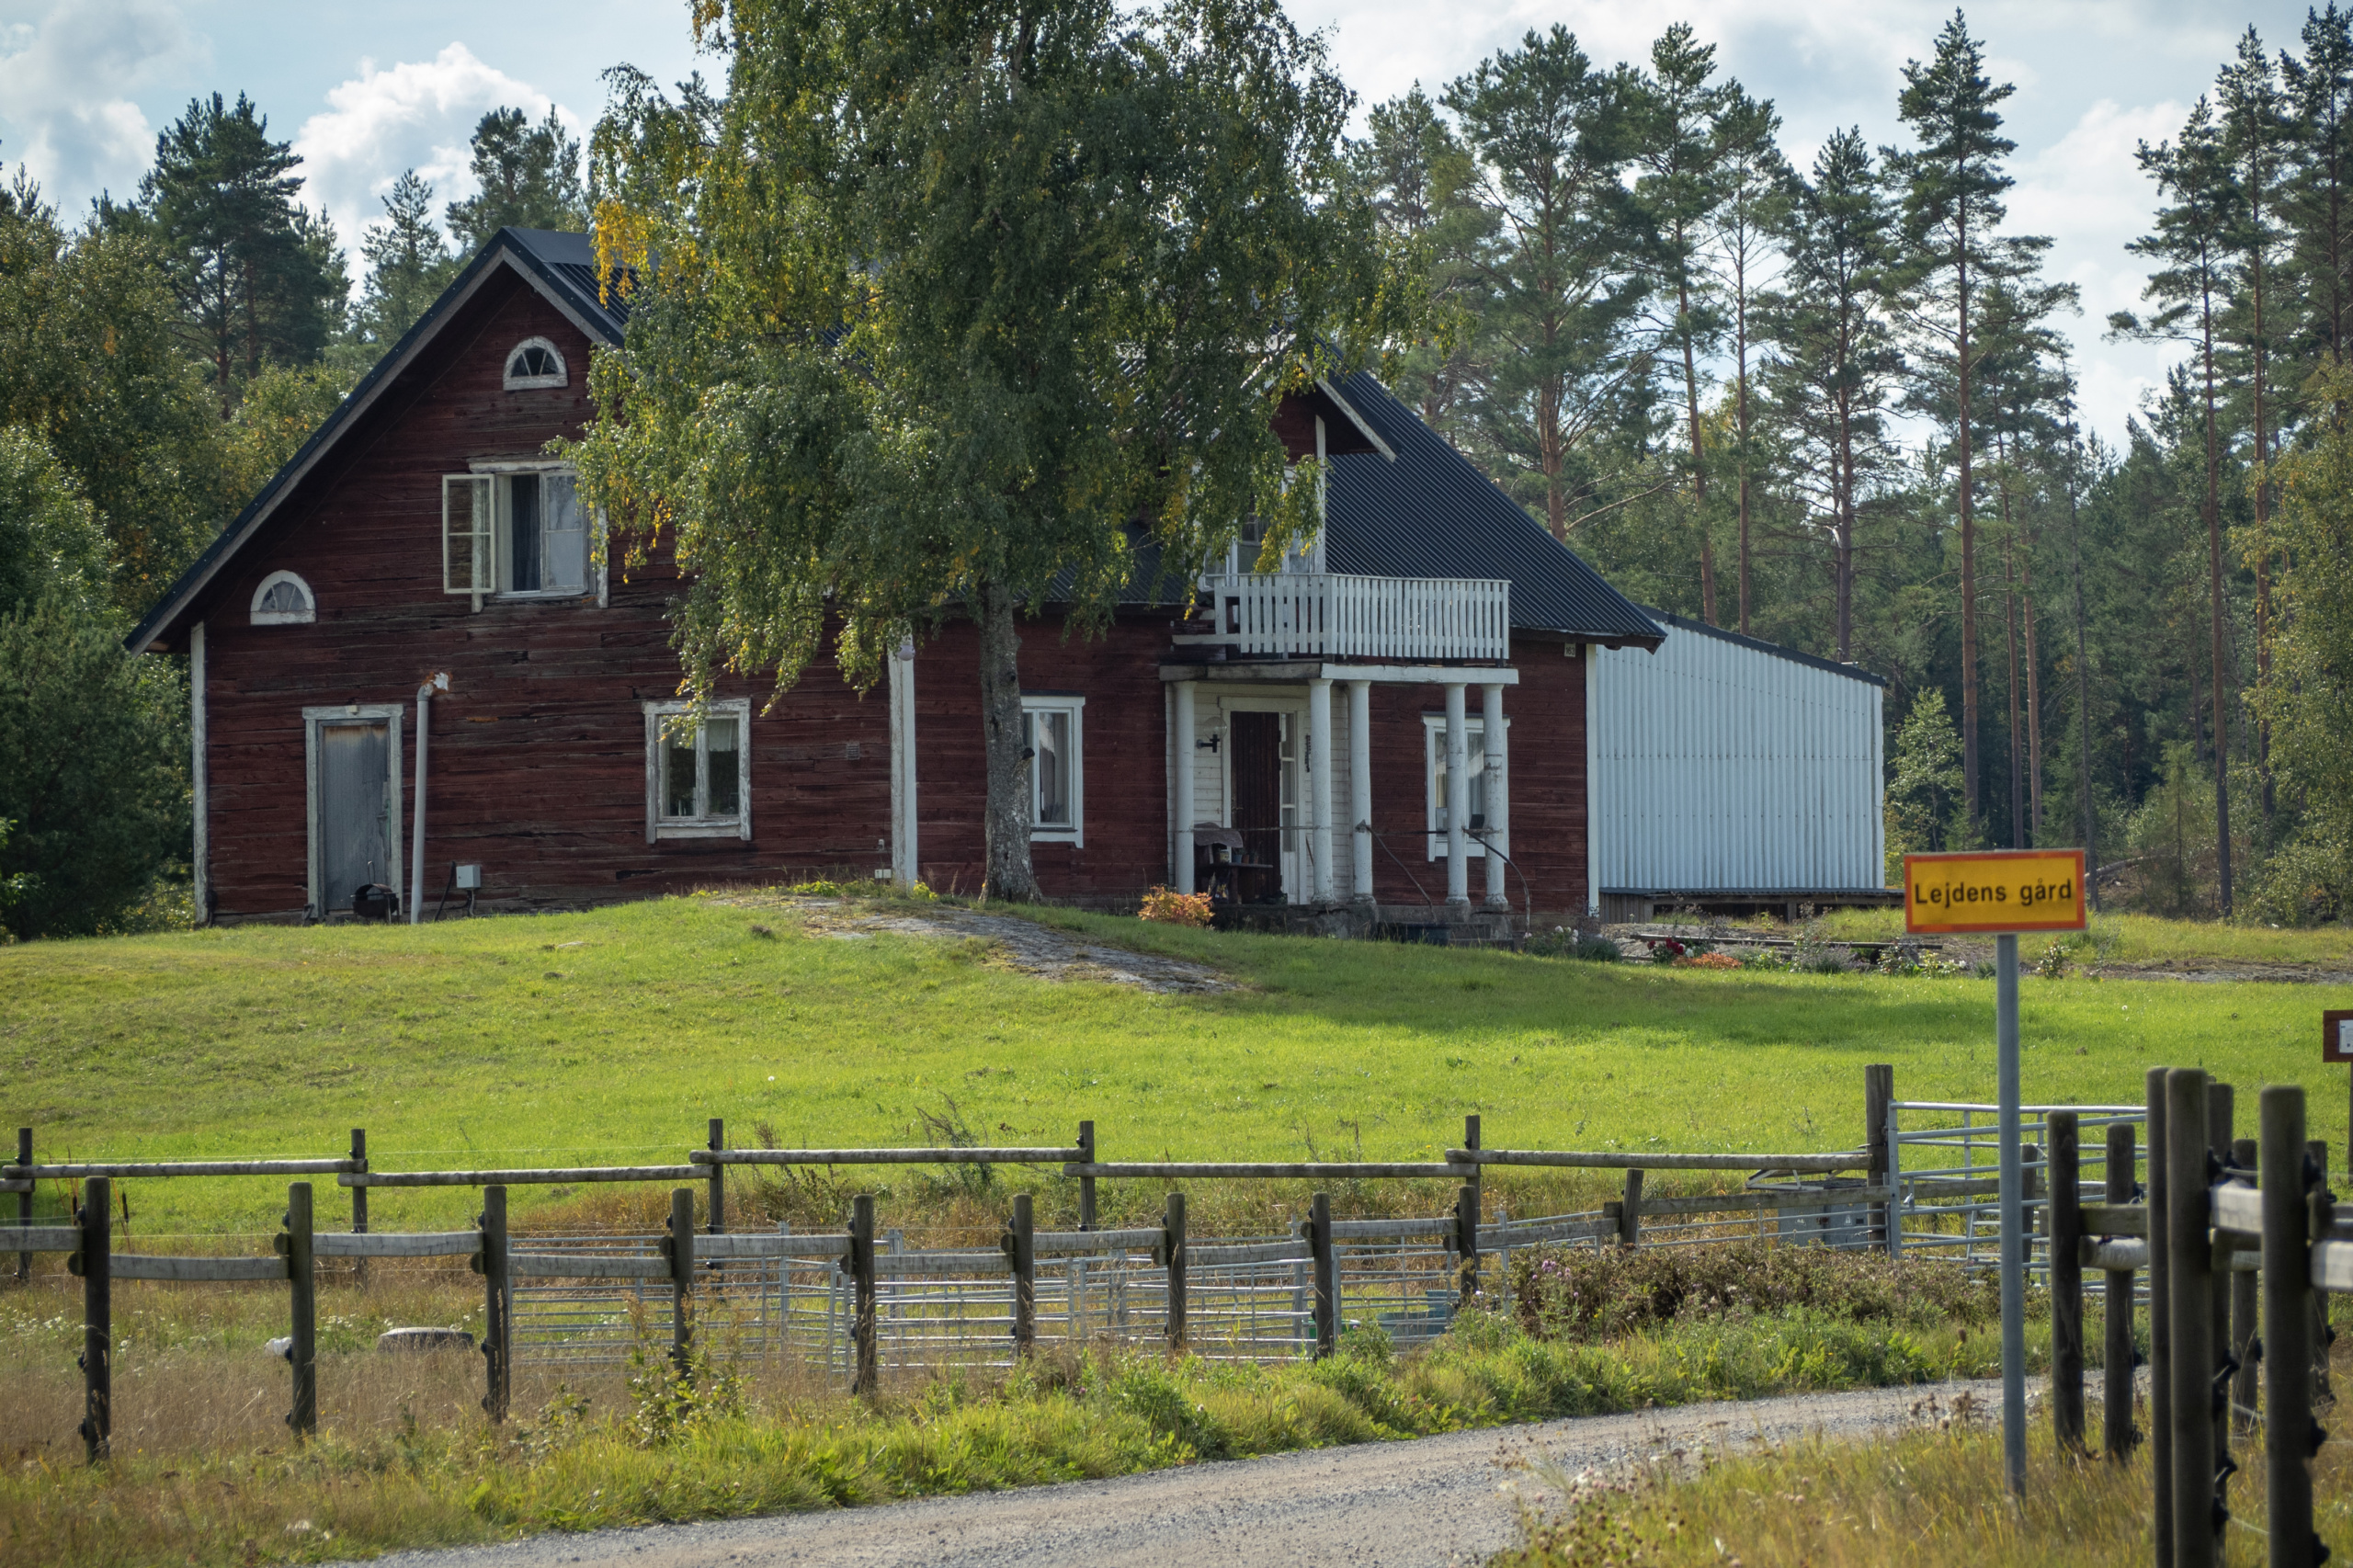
[318,721,392,913]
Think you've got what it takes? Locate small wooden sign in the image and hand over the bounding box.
[1903,849,2087,936]
[2325,1010,2353,1063]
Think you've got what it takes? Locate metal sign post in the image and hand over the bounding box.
[1904,848,2087,1498]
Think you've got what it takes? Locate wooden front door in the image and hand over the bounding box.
[1230,711,1286,902]
[318,720,394,915]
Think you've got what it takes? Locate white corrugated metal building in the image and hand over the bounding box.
[1587,610,1889,922]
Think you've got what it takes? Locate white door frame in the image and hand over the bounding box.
[1217,693,1306,902]
[302,704,404,919]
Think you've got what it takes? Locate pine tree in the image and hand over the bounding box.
[1351,88,1486,436]
[2112,97,2241,913]
[1710,91,1788,637]
[446,108,587,254]
[2283,5,2353,372]
[1883,10,2040,837]
[137,93,347,415]
[354,171,458,348]
[1444,28,1651,541]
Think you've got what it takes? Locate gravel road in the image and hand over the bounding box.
[349,1377,2008,1568]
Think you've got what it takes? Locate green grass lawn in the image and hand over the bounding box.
[3,892,2347,1235]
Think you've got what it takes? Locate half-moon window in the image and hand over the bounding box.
[250,570,316,626]
[504,337,568,389]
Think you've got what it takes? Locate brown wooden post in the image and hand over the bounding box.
[1008,1193,1036,1354]
[2309,1139,2336,1411]
[2230,1136,2260,1437]
[1309,1191,1335,1358]
[1163,1192,1187,1348]
[1619,1169,1644,1248]
[849,1194,878,1395]
[346,1129,369,1290]
[1076,1121,1097,1231]
[17,1126,33,1282]
[79,1175,109,1463]
[1464,1114,1482,1225]
[285,1182,316,1437]
[2049,1111,2084,1453]
[1864,1064,1894,1251]
[1455,1183,1482,1306]
[2103,1120,2139,1463]
[2148,1068,2174,1568]
[2262,1086,2321,1568]
[668,1187,696,1374]
[2166,1068,2219,1568]
[2207,1082,2236,1526]
[707,1118,725,1235]
[478,1186,509,1423]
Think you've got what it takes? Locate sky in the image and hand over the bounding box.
[0,0,2327,442]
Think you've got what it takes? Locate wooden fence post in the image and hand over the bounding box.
[478,1185,509,1423]
[1309,1191,1335,1358]
[79,1174,109,1463]
[1456,1183,1481,1306]
[286,1181,316,1437]
[1865,1064,1894,1251]
[849,1194,878,1395]
[2230,1136,2260,1437]
[17,1126,32,1282]
[2261,1085,2322,1568]
[1163,1192,1187,1349]
[706,1119,725,1240]
[2104,1120,2139,1462]
[2049,1110,2084,1453]
[2207,1083,2237,1529]
[348,1129,368,1290]
[2149,1068,2175,1568]
[1008,1192,1035,1354]
[1076,1122,1096,1231]
[2308,1139,2336,1411]
[668,1187,696,1374]
[1619,1169,1643,1249]
[1464,1114,1482,1225]
[2165,1067,2219,1568]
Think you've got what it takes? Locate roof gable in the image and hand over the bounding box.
[125,228,625,654]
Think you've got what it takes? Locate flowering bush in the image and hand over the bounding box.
[1673,950,1740,970]
[1138,886,1213,926]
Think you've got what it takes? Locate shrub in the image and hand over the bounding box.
[1139,885,1212,926]
[1673,950,1740,969]
[1507,1240,1995,1342]
[2036,940,2071,979]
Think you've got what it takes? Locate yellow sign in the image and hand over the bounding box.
[1903,850,2087,935]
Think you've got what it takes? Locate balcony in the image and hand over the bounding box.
[1173,573,1513,664]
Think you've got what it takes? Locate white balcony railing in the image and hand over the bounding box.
[1178,573,1512,663]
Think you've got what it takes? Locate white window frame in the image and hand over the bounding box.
[1422,713,1509,859]
[643,699,753,842]
[442,464,598,606]
[1021,694,1086,846]
[250,569,316,625]
[503,336,569,390]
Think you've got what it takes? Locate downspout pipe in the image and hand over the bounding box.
[410,673,449,926]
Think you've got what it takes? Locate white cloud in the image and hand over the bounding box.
[291,42,576,286]
[0,0,198,203]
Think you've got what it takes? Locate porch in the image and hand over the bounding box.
[1161,660,1520,923]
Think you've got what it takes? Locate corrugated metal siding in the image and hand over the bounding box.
[1592,622,1884,892]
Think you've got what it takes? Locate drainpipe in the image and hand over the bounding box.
[410,672,449,925]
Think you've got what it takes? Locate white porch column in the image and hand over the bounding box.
[889,639,918,887]
[1347,679,1372,906]
[1483,682,1509,910]
[1307,676,1334,903]
[1172,678,1197,892]
[1444,681,1470,912]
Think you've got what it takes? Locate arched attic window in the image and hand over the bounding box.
[250,570,316,626]
[504,336,567,390]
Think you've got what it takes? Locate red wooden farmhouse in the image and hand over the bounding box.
[129,228,1890,932]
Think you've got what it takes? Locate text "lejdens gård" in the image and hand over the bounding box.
[1911,878,2075,910]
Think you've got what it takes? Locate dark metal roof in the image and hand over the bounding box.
[125,228,626,653]
[1320,371,1663,647]
[1640,608,1887,687]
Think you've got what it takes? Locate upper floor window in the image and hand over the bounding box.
[1022,694,1085,845]
[504,337,567,390]
[442,469,592,601]
[250,570,316,625]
